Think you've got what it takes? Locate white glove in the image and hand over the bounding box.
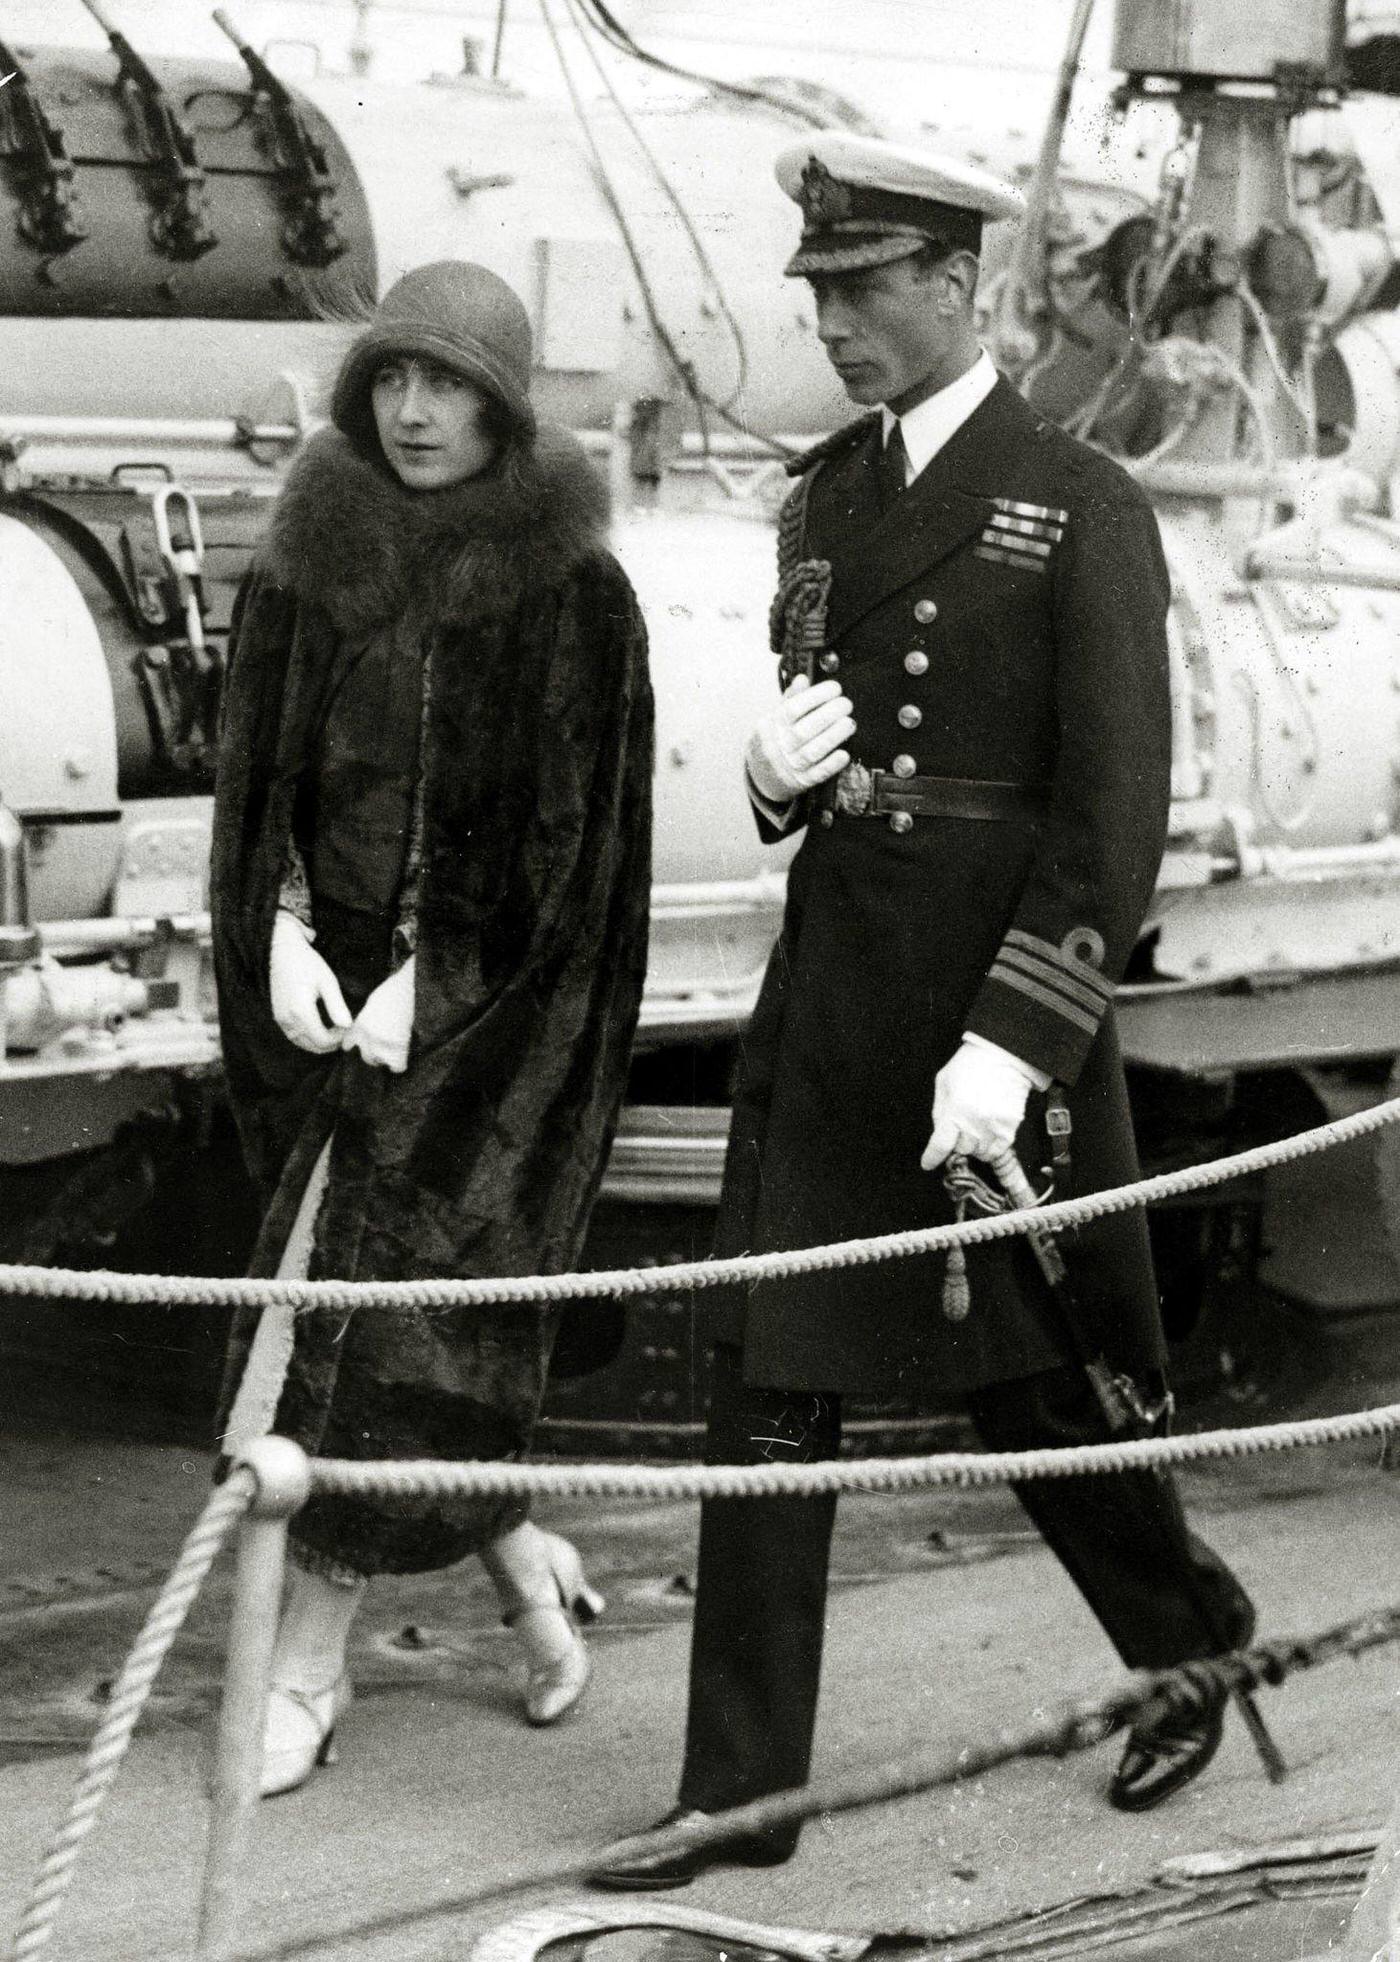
[921,1037,1036,1172]
[745,673,856,804]
[344,957,415,1073]
[269,911,352,1055]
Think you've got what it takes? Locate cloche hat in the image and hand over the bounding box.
[332,260,536,451]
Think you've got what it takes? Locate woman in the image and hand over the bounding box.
[210,260,654,1795]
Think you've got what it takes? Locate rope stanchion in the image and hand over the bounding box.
[199,1439,312,1962]
[0,1093,1397,1316]
[209,1604,1400,1962]
[8,1470,256,1962]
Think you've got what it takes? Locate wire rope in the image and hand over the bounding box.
[558,0,752,413]
[536,0,791,458]
[571,0,829,127]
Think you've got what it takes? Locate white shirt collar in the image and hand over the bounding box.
[881,348,998,483]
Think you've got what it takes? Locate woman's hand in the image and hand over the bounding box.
[268,911,353,1054]
[344,957,415,1073]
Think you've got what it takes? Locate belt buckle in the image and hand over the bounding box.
[834,761,875,816]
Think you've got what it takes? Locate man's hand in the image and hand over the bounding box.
[269,911,352,1054]
[921,1038,1034,1171]
[344,957,415,1073]
[745,673,856,804]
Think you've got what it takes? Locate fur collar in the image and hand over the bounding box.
[260,423,611,638]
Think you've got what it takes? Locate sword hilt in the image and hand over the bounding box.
[986,1144,1067,1287]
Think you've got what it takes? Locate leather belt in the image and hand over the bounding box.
[823,764,1048,823]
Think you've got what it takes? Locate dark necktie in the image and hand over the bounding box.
[878,420,909,511]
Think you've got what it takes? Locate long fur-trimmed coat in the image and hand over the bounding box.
[211,425,653,1574]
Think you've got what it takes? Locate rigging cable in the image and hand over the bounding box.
[570,0,829,129]
[537,0,793,457]
[535,0,712,425]
[1237,280,1319,452]
[559,0,752,413]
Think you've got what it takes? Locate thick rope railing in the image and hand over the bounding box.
[11,1095,1400,1959]
[11,1403,1398,1962]
[8,1470,256,1962]
[0,1092,1397,1315]
[305,1398,1400,1502]
[204,1604,1400,1962]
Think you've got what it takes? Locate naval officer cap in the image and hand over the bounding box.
[775,133,1025,277]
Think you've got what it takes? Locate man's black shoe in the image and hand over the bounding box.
[1108,1694,1227,1813]
[589,1807,800,1891]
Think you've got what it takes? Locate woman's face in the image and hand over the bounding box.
[370,357,498,489]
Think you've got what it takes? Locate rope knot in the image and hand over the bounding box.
[1252,1640,1296,1688]
[1152,1660,1224,1727]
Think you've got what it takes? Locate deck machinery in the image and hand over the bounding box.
[3,0,1400,1438]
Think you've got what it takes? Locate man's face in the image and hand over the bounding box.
[371,356,497,489]
[805,255,958,411]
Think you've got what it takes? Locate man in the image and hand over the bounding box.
[594,133,1259,1892]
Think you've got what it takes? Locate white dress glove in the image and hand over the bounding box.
[269,910,352,1055]
[745,673,856,804]
[921,1037,1038,1172]
[344,957,415,1073]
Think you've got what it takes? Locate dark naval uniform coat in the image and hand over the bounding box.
[666,373,1253,1835]
[713,375,1172,1403]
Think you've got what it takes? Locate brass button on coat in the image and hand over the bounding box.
[889,810,914,835]
[818,651,840,674]
[892,754,916,778]
[904,651,929,676]
[914,599,938,623]
[898,705,923,730]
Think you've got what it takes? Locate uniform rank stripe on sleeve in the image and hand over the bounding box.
[994,943,1111,1016]
[987,512,1065,543]
[974,544,1048,573]
[1005,927,1114,996]
[994,498,1069,525]
[989,963,1101,1036]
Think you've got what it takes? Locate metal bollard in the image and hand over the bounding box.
[197,1437,311,1962]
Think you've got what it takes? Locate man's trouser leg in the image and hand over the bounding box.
[965,1363,1255,1669]
[676,1343,841,1835]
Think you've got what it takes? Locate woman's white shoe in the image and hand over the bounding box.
[259,1673,352,1797]
[510,1602,593,1726]
[485,1523,605,1727]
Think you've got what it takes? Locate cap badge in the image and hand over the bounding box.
[798,157,853,228]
